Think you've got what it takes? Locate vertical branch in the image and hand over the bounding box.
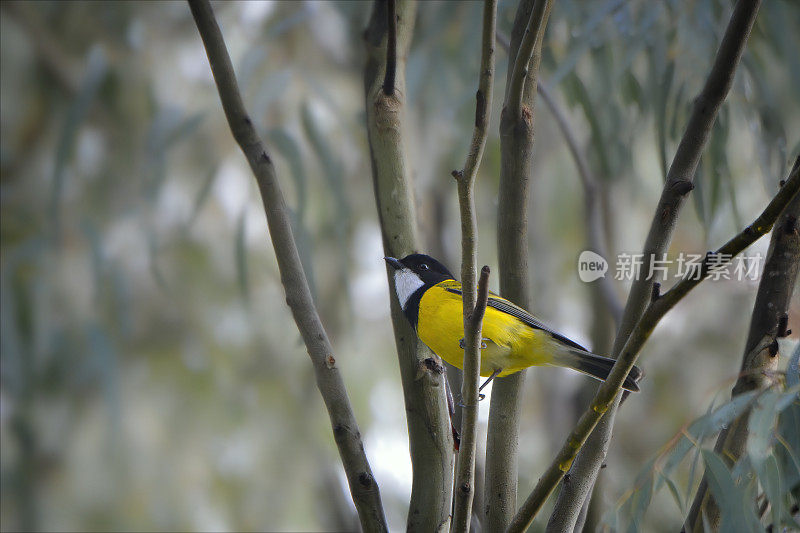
[364,2,455,531]
[452,267,492,532]
[484,0,554,531]
[545,1,762,530]
[534,80,622,323]
[187,1,388,530]
[685,157,800,531]
[451,1,497,530]
[382,0,397,96]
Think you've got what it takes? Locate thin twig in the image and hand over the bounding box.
[508,157,797,533]
[382,0,397,96]
[452,266,492,532]
[451,1,497,530]
[187,1,387,530]
[536,81,623,323]
[505,0,549,119]
[499,29,623,324]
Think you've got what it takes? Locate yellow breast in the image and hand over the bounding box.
[416,281,554,377]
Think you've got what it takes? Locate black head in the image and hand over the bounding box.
[384,254,455,327]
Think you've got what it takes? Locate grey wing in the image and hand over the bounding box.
[444,287,590,353]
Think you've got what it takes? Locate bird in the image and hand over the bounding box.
[384,253,642,393]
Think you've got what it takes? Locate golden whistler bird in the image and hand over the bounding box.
[384,254,641,393]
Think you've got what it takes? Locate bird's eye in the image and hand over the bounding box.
[420,263,429,271]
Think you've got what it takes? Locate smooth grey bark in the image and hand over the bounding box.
[364,2,454,531]
[484,0,553,530]
[451,1,497,531]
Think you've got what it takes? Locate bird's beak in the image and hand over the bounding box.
[384,257,403,270]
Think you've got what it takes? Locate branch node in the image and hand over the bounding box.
[768,340,779,357]
[475,89,487,128]
[451,169,464,180]
[777,313,790,338]
[422,357,445,375]
[784,214,797,235]
[671,180,695,196]
[358,472,374,488]
[651,282,661,303]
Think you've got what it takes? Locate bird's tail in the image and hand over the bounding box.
[554,349,642,392]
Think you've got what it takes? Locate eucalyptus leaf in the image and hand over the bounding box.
[701,449,761,533]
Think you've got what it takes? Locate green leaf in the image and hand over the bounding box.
[659,471,685,514]
[787,342,800,387]
[50,46,108,242]
[266,129,307,218]
[235,210,249,304]
[747,389,782,469]
[188,165,219,226]
[755,454,783,529]
[701,449,761,533]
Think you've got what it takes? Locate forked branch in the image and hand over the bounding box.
[508,159,799,533]
[451,1,497,531]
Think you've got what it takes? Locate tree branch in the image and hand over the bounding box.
[501,28,623,328]
[508,152,797,533]
[545,1,762,529]
[505,0,549,119]
[187,1,387,530]
[382,0,397,96]
[685,156,800,532]
[451,1,497,531]
[364,2,456,531]
[452,266,491,532]
[484,0,553,530]
[535,80,623,324]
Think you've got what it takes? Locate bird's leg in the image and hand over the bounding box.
[459,338,490,349]
[444,372,461,451]
[478,368,501,400]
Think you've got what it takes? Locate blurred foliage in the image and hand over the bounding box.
[0,1,798,531]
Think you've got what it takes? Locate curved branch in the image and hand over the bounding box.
[187,1,387,530]
[508,153,797,533]
[546,1,762,529]
[685,156,800,532]
[451,1,497,531]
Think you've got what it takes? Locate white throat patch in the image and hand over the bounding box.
[394,269,425,309]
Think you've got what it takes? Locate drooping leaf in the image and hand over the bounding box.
[235,209,249,304]
[701,449,761,533]
[50,46,108,242]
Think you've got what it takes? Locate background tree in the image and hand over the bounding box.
[1,1,798,532]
